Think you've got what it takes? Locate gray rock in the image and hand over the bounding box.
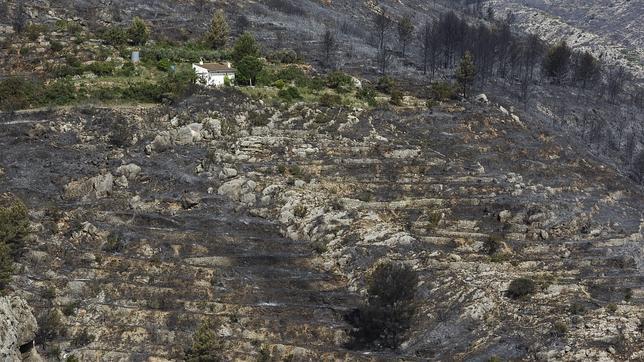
[92,173,114,198]
[0,295,40,361]
[148,132,172,154]
[175,123,203,145]
[181,192,200,209]
[498,210,512,223]
[116,163,141,180]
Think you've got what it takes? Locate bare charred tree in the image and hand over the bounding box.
[321,28,338,69]
[374,7,391,51]
[377,46,394,75]
[419,21,439,77]
[605,66,629,103]
[494,22,514,78]
[518,34,544,104]
[397,15,414,58]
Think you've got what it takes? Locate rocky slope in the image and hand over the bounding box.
[2,88,642,360]
[489,0,643,77]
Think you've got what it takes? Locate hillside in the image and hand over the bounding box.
[489,0,643,77]
[0,0,642,361]
[1,87,643,360]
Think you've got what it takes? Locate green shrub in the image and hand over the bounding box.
[43,79,76,105]
[553,321,568,337]
[83,61,116,76]
[118,61,138,77]
[319,92,342,107]
[49,41,64,52]
[278,86,301,102]
[0,194,30,254]
[376,76,396,94]
[326,71,354,93]
[606,303,617,313]
[185,319,223,361]
[357,85,377,106]
[346,261,418,349]
[100,26,128,46]
[267,49,298,64]
[0,243,13,292]
[0,77,40,111]
[430,81,458,101]
[157,58,172,72]
[273,79,286,89]
[24,24,47,41]
[19,47,30,56]
[507,278,536,299]
[389,88,404,106]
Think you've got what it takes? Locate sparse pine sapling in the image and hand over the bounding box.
[456,51,476,97]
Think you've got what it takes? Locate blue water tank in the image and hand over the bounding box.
[131,51,140,63]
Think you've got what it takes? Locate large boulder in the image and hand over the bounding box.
[175,123,203,145]
[0,295,41,361]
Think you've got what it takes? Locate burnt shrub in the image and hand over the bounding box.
[71,328,95,348]
[109,120,133,147]
[346,261,418,350]
[507,278,536,299]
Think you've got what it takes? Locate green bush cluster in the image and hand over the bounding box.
[0,194,29,292]
[141,43,225,64]
[430,81,458,101]
[266,49,299,64]
[325,71,354,93]
[185,319,223,361]
[357,85,377,106]
[319,92,343,107]
[278,86,302,102]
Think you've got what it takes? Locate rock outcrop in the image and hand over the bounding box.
[0,295,40,361]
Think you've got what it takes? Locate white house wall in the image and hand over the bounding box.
[192,65,235,87]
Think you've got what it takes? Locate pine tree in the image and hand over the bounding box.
[207,10,229,49]
[232,32,260,63]
[128,17,150,46]
[456,51,476,97]
[543,41,572,84]
[574,51,600,89]
[397,15,414,58]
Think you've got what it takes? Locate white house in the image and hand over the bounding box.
[192,60,235,87]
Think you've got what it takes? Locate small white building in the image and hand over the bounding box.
[192,61,235,87]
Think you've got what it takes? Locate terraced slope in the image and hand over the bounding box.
[2,88,642,360]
